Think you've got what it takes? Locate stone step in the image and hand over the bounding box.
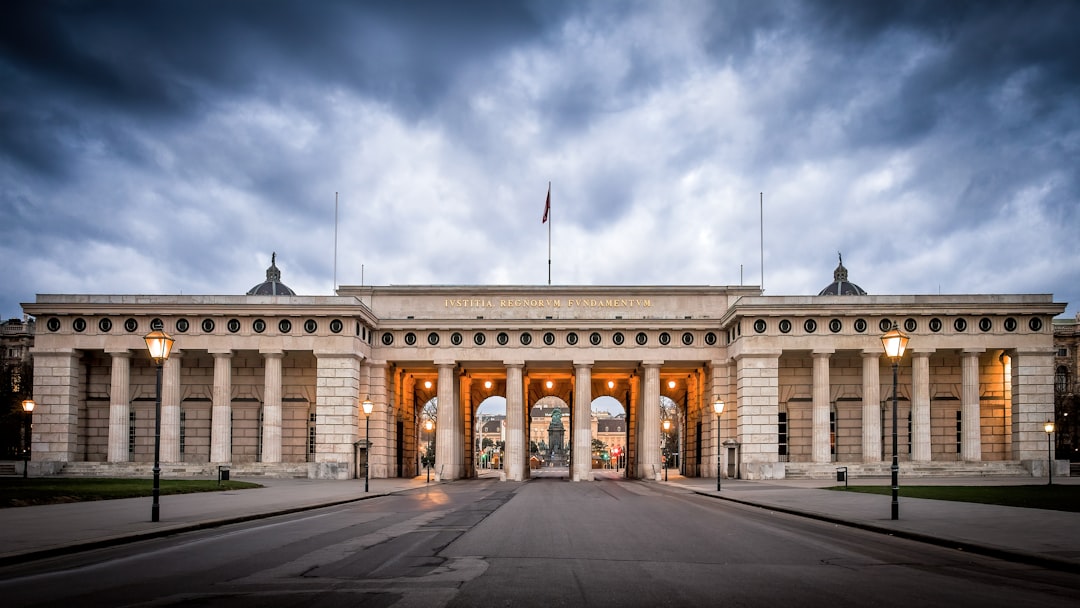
[58,462,311,479]
[0,462,19,476]
[784,461,1031,480]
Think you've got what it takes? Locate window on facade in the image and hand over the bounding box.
[307,411,317,462]
[1057,366,1070,394]
[778,411,788,461]
[257,408,264,462]
[830,407,837,458]
[907,412,913,455]
[956,411,962,458]
[129,411,137,457]
[180,410,186,455]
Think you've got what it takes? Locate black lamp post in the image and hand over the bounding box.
[713,397,724,491]
[881,323,909,521]
[21,399,35,478]
[362,399,374,492]
[144,330,176,523]
[1044,420,1055,486]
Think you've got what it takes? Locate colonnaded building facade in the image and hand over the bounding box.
[22,257,1067,481]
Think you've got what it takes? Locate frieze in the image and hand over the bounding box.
[444,298,652,309]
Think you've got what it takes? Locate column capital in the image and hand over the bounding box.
[861,349,883,358]
[961,348,986,356]
[503,360,525,368]
[105,349,132,357]
[434,359,457,369]
[909,348,935,356]
[573,360,594,369]
[812,350,834,358]
[209,349,233,358]
[260,349,284,358]
[641,360,664,369]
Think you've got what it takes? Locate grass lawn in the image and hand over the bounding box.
[0,478,263,508]
[828,484,1080,513]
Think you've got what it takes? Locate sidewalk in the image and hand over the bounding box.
[0,476,435,566]
[2,474,1078,574]
[666,474,1080,573]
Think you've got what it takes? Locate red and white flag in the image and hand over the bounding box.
[542,184,550,223]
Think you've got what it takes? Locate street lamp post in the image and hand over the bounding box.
[144,330,176,523]
[21,399,35,478]
[881,323,909,521]
[425,418,434,482]
[362,399,374,492]
[1044,420,1055,486]
[713,397,724,491]
[662,419,671,481]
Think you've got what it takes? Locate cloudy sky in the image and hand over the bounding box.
[2,0,1078,321]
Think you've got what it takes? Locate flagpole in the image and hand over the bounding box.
[547,182,552,285]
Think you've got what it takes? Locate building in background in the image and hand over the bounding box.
[17,256,1068,481]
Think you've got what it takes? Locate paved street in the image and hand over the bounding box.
[1,474,1078,607]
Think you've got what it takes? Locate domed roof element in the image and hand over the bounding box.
[247,252,296,296]
[818,253,867,296]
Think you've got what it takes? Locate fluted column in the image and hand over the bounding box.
[911,350,932,462]
[107,351,132,462]
[572,362,594,482]
[639,362,662,480]
[811,351,832,463]
[160,350,183,463]
[960,350,984,461]
[861,351,882,462]
[504,362,525,481]
[435,362,459,480]
[210,351,233,463]
[261,351,284,463]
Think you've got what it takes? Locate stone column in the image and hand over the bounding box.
[911,350,932,462]
[313,352,361,479]
[639,362,662,480]
[210,351,233,463]
[260,351,283,463]
[368,361,389,479]
[29,349,80,463]
[961,349,984,462]
[811,351,832,463]
[435,362,459,480]
[160,350,183,463]
[503,362,525,481]
[709,360,730,479]
[107,350,132,463]
[861,351,882,462]
[573,362,594,482]
[1010,349,1056,468]
[735,352,782,480]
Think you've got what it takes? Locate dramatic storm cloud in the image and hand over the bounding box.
[2,0,1077,318]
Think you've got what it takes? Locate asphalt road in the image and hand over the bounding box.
[1,471,1077,607]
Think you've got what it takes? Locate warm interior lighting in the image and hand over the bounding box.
[713,398,724,415]
[663,420,671,431]
[484,380,492,389]
[546,380,554,389]
[425,419,434,432]
[607,380,615,389]
[1045,420,1055,434]
[424,380,432,389]
[22,399,35,413]
[668,380,676,389]
[880,324,909,360]
[143,330,176,365]
[362,399,374,415]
